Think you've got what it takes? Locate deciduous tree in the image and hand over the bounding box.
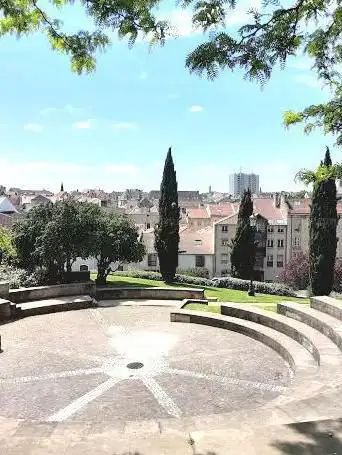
[93,213,145,285]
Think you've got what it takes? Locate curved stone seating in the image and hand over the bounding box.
[96,286,205,301]
[171,309,317,402]
[311,295,342,321]
[278,302,342,351]
[172,300,342,403]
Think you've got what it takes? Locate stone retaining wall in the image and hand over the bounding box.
[9,281,96,303]
[96,286,205,301]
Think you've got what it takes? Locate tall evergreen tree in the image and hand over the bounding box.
[154,148,180,283]
[230,189,255,280]
[310,147,338,296]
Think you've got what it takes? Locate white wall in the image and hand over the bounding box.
[72,254,215,277]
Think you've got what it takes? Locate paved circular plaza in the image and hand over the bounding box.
[0,306,291,425]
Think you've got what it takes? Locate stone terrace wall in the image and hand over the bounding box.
[9,281,96,303]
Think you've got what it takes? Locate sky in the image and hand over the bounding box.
[0,0,336,193]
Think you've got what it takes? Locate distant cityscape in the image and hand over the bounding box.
[3,173,342,283]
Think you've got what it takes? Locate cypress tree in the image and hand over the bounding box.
[154,148,180,283]
[230,189,255,279]
[310,147,337,295]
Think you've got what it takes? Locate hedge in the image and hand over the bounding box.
[113,269,296,296]
[212,276,296,297]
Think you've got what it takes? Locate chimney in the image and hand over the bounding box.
[273,193,280,208]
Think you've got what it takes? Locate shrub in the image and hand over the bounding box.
[278,252,309,290]
[114,269,295,296]
[0,264,51,289]
[113,269,212,287]
[177,267,210,279]
[213,276,296,297]
[334,259,342,293]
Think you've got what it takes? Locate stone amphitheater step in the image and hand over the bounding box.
[311,295,342,321]
[278,301,342,352]
[15,295,95,317]
[171,309,317,403]
[220,303,342,399]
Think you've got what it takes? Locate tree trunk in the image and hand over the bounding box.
[96,259,110,285]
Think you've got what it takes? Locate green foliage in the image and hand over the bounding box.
[213,276,296,297]
[113,269,296,296]
[309,174,337,296]
[93,213,145,285]
[13,201,145,285]
[154,148,180,283]
[1,0,340,142]
[177,267,210,279]
[296,147,339,295]
[230,189,255,280]
[0,226,16,260]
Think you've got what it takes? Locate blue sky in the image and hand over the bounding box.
[0,0,336,193]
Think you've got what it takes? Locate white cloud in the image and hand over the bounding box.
[139,71,148,80]
[295,75,322,89]
[72,119,92,129]
[166,0,261,38]
[189,105,204,113]
[112,122,137,130]
[0,158,142,192]
[23,123,43,132]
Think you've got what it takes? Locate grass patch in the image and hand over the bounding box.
[92,273,309,305]
[185,303,221,313]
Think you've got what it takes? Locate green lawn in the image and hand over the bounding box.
[92,273,309,306]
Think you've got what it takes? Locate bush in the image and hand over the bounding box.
[177,267,210,279]
[278,252,309,290]
[334,259,342,293]
[0,264,51,289]
[113,269,212,287]
[114,269,294,295]
[213,276,296,297]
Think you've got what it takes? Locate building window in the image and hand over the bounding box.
[293,237,301,248]
[221,239,229,247]
[277,239,284,248]
[267,226,274,233]
[277,254,284,268]
[278,227,285,233]
[195,255,205,267]
[222,225,228,232]
[267,255,273,267]
[80,264,89,271]
[148,253,158,267]
[221,253,229,265]
[146,222,151,229]
[267,239,274,248]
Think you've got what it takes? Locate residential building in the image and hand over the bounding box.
[229,172,260,197]
[214,196,287,281]
[72,226,215,276]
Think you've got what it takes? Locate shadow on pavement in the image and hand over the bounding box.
[272,419,342,455]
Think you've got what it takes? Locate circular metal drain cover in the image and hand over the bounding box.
[126,362,144,370]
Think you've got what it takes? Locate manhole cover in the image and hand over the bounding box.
[126,362,144,370]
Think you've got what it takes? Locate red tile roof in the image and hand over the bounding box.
[288,198,342,215]
[209,203,237,218]
[187,208,209,219]
[253,198,285,221]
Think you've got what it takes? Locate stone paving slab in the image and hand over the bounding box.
[0,307,290,428]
